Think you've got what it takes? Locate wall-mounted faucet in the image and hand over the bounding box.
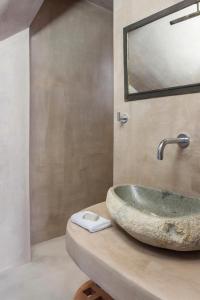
[157,133,190,160]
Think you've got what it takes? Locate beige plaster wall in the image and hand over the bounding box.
[0,29,30,271]
[114,0,200,198]
[30,0,113,244]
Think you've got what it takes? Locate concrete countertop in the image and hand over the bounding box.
[66,202,200,300]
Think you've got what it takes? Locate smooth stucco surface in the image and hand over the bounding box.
[30,0,113,244]
[0,29,30,271]
[88,0,113,11]
[114,0,200,198]
[67,202,200,300]
[0,0,44,41]
[0,236,88,300]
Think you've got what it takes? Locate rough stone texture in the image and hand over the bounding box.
[106,185,200,251]
[67,202,200,300]
[30,0,113,244]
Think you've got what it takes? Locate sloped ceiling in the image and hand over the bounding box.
[88,0,113,11]
[0,0,112,41]
[0,0,44,41]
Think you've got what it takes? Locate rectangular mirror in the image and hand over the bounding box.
[124,0,200,101]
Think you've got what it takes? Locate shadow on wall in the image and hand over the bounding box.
[31,0,81,35]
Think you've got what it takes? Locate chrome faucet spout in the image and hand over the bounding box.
[157,134,190,160]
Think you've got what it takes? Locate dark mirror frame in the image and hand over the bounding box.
[124,0,200,101]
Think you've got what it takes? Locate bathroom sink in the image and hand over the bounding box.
[106,185,200,251]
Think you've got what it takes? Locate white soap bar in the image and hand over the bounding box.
[71,211,112,233]
[83,212,99,221]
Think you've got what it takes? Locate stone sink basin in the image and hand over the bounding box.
[106,185,200,251]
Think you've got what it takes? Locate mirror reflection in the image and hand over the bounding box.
[126,2,200,98]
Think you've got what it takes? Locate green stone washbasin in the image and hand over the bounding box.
[106,185,200,251]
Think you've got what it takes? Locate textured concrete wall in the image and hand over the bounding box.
[30,0,113,243]
[114,0,200,198]
[0,29,30,271]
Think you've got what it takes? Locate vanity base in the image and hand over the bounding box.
[74,280,113,300]
[67,202,200,300]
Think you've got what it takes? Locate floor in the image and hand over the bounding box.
[0,236,88,300]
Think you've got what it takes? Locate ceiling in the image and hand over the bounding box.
[88,0,113,11]
[0,0,113,41]
[0,0,44,41]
